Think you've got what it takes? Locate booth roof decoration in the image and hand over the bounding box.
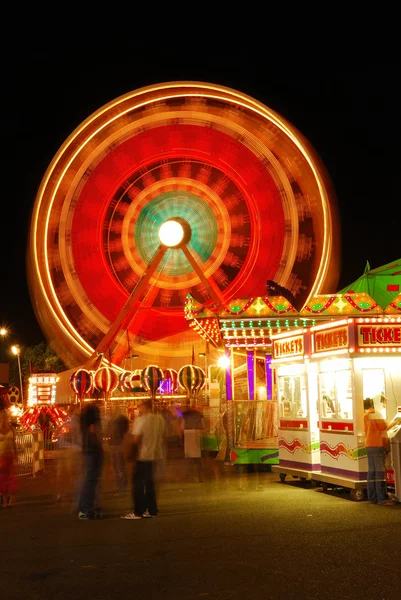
[186,289,401,349]
[385,293,401,314]
[300,293,382,316]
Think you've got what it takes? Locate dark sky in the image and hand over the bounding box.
[2,45,400,348]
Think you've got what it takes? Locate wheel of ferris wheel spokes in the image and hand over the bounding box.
[27,82,340,368]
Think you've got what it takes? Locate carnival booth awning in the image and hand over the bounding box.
[185,286,401,350]
[337,259,401,310]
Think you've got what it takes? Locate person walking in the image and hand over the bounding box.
[55,404,81,505]
[0,392,17,508]
[363,397,394,506]
[77,401,104,520]
[108,413,130,493]
[181,401,205,482]
[121,400,167,520]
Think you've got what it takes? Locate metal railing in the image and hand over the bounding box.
[15,431,45,477]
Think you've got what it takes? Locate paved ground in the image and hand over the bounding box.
[1,450,401,600]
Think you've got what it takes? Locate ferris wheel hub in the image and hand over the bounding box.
[158,218,192,247]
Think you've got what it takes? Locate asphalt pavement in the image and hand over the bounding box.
[1,450,401,600]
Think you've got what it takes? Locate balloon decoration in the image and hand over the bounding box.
[7,385,21,405]
[118,370,132,392]
[20,405,68,431]
[141,365,163,400]
[127,369,144,393]
[162,368,179,394]
[69,368,93,403]
[93,367,119,403]
[178,365,206,403]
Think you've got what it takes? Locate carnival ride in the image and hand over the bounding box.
[27,82,340,373]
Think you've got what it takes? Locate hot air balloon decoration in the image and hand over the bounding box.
[69,369,93,405]
[93,366,119,406]
[141,365,163,405]
[178,365,206,404]
[127,369,145,393]
[118,370,132,392]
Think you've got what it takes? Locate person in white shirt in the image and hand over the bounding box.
[121,400,167,519]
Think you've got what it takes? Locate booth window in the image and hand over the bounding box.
[278,374,307,419]
[319,369,353,420]
[362,368,386,418]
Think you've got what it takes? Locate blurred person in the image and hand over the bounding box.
[77,401,104,520]
[363,397,394,506]
[181,401,205,482]
[121,400,167,520]
[56,404,81,505]
[108,413,130,492]
[0,392,17,508]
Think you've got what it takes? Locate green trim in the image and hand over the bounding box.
[230,447,279,465]
[201,435,220,451]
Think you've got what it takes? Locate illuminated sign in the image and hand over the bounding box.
[273,335,303,359]
[358,325,401,347]
[313,326,348,353]
[28,373,57,406]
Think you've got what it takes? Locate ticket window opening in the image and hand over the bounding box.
[279,374,307,419]
[362,368,386,419]
[320,369,353,420]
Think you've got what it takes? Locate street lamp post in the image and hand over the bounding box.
[11,345,24,408]
[0,328,9,385]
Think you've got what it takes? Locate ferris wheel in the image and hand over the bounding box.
[27,82,340,369]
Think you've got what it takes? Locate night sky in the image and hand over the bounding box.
[2,45,399,349]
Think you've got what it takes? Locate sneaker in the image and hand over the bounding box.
[121,512,142,520]
[79,511,90,520]
[143,510,157,518]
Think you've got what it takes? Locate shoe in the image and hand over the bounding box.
[89,510,102,520]
[143,510,157,518]
[121,512,142,520]
[79,510,101,520]
[378,500,396,506]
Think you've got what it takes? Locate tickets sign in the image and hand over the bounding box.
[357,324,401,348]
[312,326,348,354]
[273,335,304,359]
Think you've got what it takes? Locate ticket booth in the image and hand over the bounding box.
[271,329,321,482]
[309,317,401,499]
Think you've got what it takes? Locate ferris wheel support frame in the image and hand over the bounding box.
[85,231,226,370]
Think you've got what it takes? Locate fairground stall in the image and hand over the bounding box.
[185,293,319,467]
[271,291,401,500]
